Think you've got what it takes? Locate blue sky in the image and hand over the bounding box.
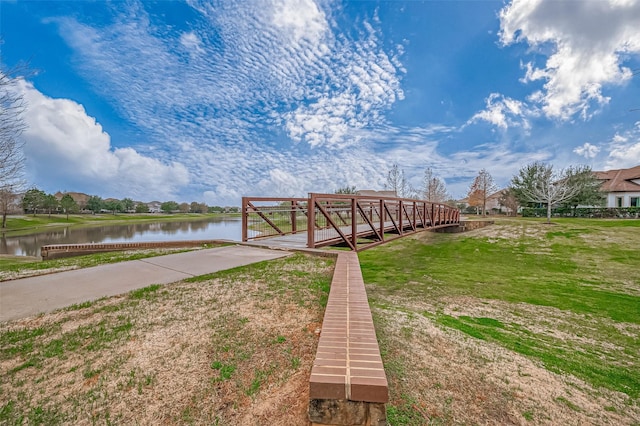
[2,0,640,205]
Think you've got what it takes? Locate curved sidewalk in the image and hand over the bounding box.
[0,245,290,323]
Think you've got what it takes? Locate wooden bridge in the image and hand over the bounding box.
[242,193,460,251]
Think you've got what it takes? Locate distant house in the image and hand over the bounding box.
[356,190,399,198]
[594,165,640,208]
[54,191,90,208]
[456,189,514,215]
[146,201,162,213]
[486,189,515,214]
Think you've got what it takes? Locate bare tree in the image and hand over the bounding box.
[0,67,28,226]
[511,162,582,223]
[421,167,449,203]
[467,169,497,216]
[385,164,411,198]
[0,187,21,228]
[499,188,520,216]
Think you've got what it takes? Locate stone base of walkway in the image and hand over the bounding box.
[309,399,386,426]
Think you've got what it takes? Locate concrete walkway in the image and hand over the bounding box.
[0,245,290,323]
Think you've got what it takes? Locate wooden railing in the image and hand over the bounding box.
[307,193,459,251]
[241,197,308,241]
[242,194,460,251]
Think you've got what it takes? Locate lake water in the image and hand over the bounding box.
[0,218,246,257]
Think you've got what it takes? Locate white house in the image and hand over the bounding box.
[485,189,516,214]
[594,165,640,208]
[356,190,399,199]
[146,201,162,213]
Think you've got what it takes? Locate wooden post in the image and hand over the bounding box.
[307,194,316,248]
[379,199,384,241]
[351,197,357,249]
[242,197,248,242]
[291,200,297,234]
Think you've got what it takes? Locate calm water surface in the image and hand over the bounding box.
[0,218,246,257]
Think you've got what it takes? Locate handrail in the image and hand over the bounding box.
[307,193,460,251]
[242,194,460,251]
[241,197,308,241]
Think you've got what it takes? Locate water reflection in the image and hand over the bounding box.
[0,218,245,257]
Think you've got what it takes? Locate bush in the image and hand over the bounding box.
[521,207,639,218]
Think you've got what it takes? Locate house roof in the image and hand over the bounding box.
[356,190,398,198]
[594,165,640,193]
[54,191,90,204]
[487,188,509,201]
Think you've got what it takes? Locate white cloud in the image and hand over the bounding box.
[605,123,640,168]
[467,93,532,130]
[259,168,305,196]
[450,144,550,177]
[573,142,601,159]
[272,4,404,149]
[608,142,640,168]
[18,80,189,199]
[271,0,328,45]
[285,93,361,148]
[45,0,406,204]
[500,0,640,120]
[179,32,204,55]
[356,125,554,198]
[47,1,589,204]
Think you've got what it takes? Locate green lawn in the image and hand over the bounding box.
[2,213,233,236]
[359,218,640,423]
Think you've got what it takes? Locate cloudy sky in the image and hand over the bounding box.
[3,0,640,205]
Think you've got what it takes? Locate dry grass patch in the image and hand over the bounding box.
[375,303,640,425]
[0,253,333,425]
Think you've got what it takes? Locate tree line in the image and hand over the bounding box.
[16,188,234,219]
[465,163,603,223]
[347,162,604,224]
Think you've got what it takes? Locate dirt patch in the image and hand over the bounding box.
[459,219,549,241]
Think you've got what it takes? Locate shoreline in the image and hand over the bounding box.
[1,212,241,238]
